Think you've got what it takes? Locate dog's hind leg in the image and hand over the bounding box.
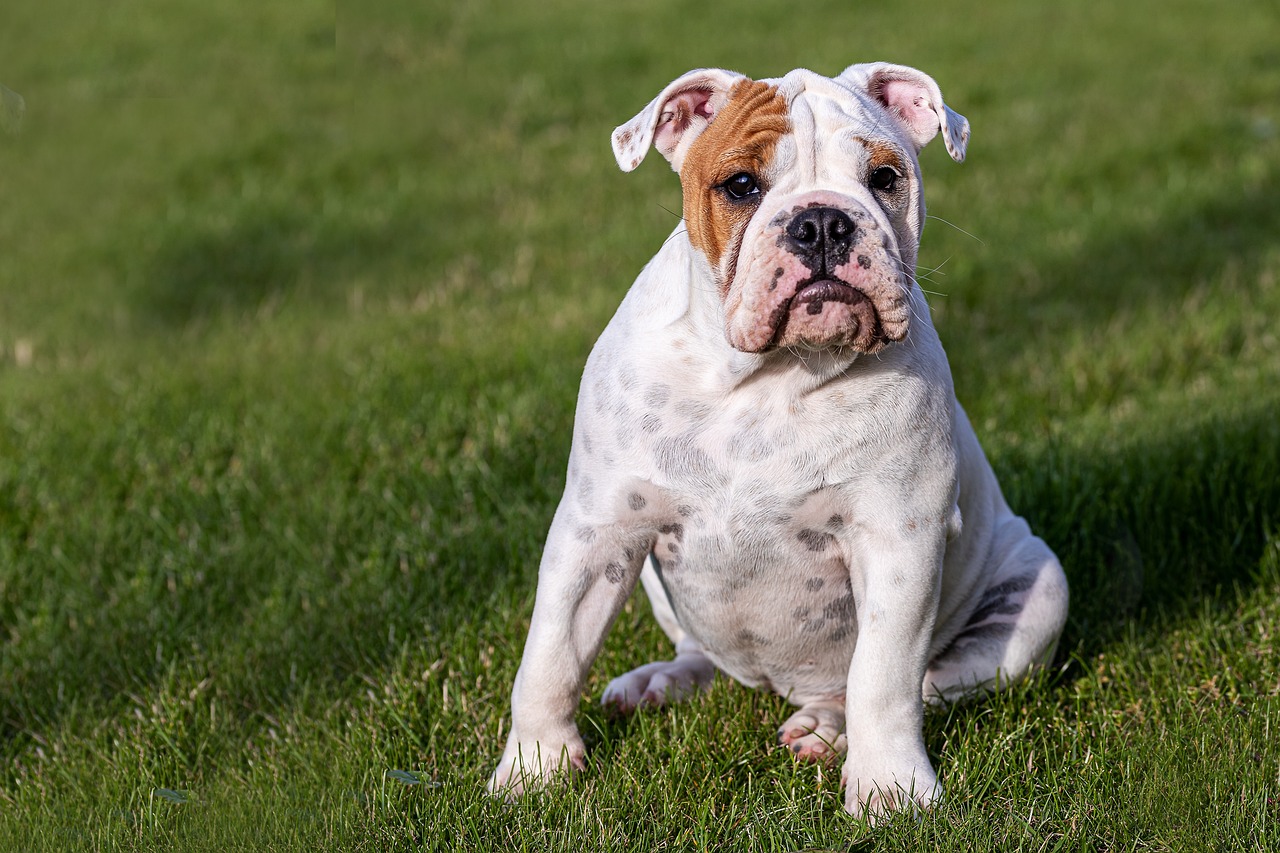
[924,515,1068,703]
[601,553,718,712]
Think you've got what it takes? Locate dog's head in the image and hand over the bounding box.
[613,64,968,354]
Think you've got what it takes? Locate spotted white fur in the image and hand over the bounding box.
[490,63,1066,822]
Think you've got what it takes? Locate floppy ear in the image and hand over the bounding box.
[839,62,970,162]
[611,68,747,173]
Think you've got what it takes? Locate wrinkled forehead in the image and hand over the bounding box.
[766,68,910,156]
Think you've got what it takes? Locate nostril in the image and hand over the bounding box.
[826,211,854,243]
[787,212,821,245]
[786,207,856,251]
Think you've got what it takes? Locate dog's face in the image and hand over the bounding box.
[613,65,969,354]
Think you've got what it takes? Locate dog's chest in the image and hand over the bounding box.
[623,385,874,697]
[652,492,861,697]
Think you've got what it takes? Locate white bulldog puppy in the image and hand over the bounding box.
[488,62,1068,820]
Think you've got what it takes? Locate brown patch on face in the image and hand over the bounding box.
[679,80,790,279]
[850,136,907,176]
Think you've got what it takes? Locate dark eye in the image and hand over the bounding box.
[722,172,760,200]
[869,165,900,192]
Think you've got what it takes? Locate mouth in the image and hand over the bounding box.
[767,277,888,352]
[792,279,872,315]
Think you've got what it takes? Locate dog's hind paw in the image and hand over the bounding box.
[778,699,846,764]
[601,651,716,713]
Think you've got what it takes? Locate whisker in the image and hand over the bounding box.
[907,257,950,298]
[916,257,951,280]
[926,215,984,245]
[894,263,936,331]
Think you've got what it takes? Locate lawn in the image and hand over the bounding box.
[1,0,1278,849]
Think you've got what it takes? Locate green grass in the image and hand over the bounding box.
[2,0,1279,848]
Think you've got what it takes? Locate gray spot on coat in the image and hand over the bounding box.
[981,574,1037,603]
[967,576,1034,625]
[797,529,835,552]
[654,435,722,484]
[658,523,685,541]
[938,622,1016,658]
[727,430,775,463]
[643,384,672,408]
[673,399,713,424]
[822,592,854,623]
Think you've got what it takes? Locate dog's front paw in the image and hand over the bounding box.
[487,735,587,799]
[841,759,940,822]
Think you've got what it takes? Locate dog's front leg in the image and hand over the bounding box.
[841,522,947,820]
[488,503,650,796]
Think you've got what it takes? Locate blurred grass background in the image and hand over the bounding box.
[1,0,1278,848]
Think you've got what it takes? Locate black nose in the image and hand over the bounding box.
[783,207,856,273]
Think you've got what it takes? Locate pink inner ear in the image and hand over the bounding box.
[654,87,717,158]
[876,78,938,143]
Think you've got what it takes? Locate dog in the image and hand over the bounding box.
[487,62,1068,820]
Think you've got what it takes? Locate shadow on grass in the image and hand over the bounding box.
[946,156,1278,404]
[1009,397,1280,654]
[973,169,1280,651]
